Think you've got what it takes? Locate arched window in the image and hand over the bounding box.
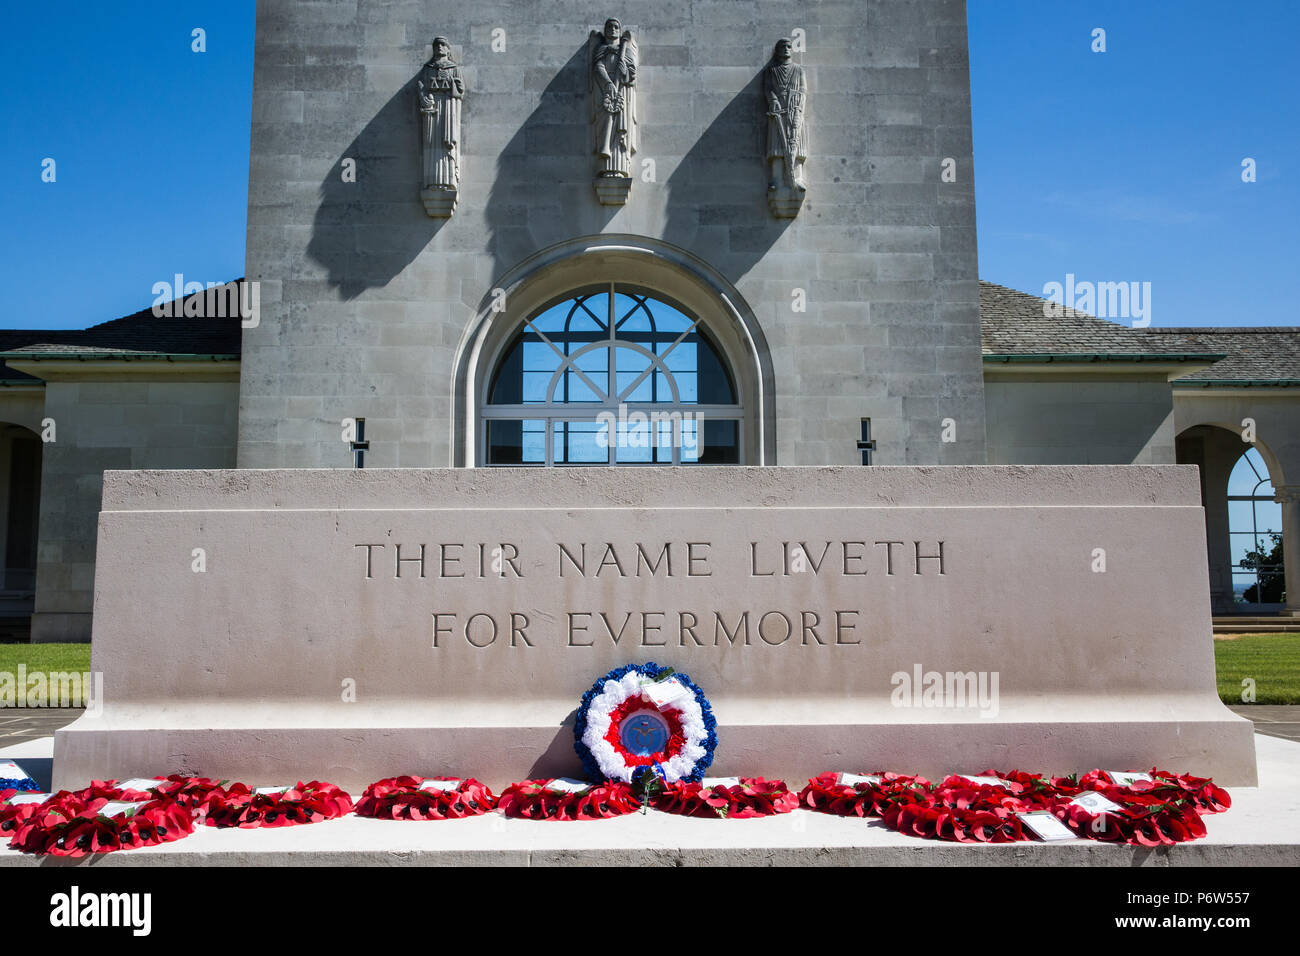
[1228,447,1284,605]
[482,284,744,465]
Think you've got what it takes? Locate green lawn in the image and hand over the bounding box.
[1,639,1296,707]
[0,643,91,675]
[0,643,94,708]
[1215,633,1300,705]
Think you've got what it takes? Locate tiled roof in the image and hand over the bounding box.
[979,281,1299,384]
[979,281,1220,359]
[1149,327,1300,385]
[4,278,1296,387]
[0,282,244,381]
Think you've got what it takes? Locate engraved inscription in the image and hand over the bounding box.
[357,535,948,650]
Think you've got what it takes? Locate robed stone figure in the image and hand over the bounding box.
[418,36,464,217]
[764,38,807,217]
[589,19,638,204]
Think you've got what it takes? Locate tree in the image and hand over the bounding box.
[1240,532,1285,604]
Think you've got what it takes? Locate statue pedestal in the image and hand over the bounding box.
[769,185,806,219]
[421,187,458,218]
[593,176,632,206]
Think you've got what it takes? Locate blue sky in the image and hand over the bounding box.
[1,1,1295,330]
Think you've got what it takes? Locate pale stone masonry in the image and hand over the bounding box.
[26,380,239,642]
[238,0,988,469]
[53,466,1258,788]
[3,1,1299,642]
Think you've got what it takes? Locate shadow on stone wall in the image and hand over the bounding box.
[485,43,619,287]
[485,56,792,293]
[663,67,791,285]
[526,711,583,779]
[313,52,794,304]
[307,71,445,300]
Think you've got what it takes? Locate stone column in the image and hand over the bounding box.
[1277,485,1300,616]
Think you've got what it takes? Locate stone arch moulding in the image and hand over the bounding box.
[451,235,777,467]
[1175,417,1287,489]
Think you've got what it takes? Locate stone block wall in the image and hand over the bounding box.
[30,379,240,642]
[239,0,986,468]
[984,376,1178,465]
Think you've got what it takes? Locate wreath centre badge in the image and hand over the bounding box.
[574,663,718,784]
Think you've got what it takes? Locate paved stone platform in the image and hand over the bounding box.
[10,707,1300,743]
[1230,705,1300,743]
[1,733,1295,867]
[0,708,81,746]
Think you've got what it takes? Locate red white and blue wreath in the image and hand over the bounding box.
[574,663,717,785]
[0,760,38,793]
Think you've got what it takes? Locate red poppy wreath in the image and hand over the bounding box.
[355,776,497,820]
[1,789,53,838]
[653,776,799,818]
[9,793,194,857]
[799,772,932,818]
[801,767,1230,847]
[497,777,638,820]
[200,781,353,828]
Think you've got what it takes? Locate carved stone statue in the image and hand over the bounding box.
[764,38,807,218]
[589,18,638,205]
[418,36,464,218]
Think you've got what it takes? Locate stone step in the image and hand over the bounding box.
[1211,621,1294,629]
[1215,624,1300,633]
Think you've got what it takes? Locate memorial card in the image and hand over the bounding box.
[836,772,882,787]
[956,774,1012,788]
[642,677,691,708]
[5,792,49,806]
[1106,771,1153,786]
[702,777,742,788]
[1017,811,1077,841]
[1070,791,1123,813]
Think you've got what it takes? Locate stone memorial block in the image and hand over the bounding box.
[53,465,1257,790]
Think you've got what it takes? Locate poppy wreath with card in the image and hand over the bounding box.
[932,770,1060,812]
[152,774,232,815]
[355,776,497,820]
[856,767,1228,846]
[498,778,638,820]
[1,789,52,837]
[1047,791,1208,846]
[1153,770,1232,813]
[51,780,125,804]
[200,781,353,828]
[1052,768,1232,814]
[799,772,933,818]
[869,772,1030,843]
[96,775,229,816]
[9,794,194,857]
[573,662,717,785]
[652,777,799,819]
[881,795,1031,844]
